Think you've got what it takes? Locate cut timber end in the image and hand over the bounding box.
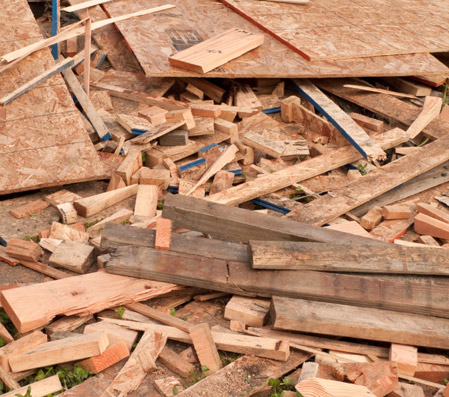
[155,218,172,250]
[189,323,222,375]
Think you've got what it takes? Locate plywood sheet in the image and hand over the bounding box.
[219,0,449,61]
[0,0,105,194]
[102,0,449,78]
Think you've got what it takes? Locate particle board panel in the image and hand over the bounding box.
[0,0,106,195]
[101,0,449,79]
[219,0,449,61]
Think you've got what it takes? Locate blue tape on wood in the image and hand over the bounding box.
[179,158,206,172]
[263,107,281,114]
[101,132,111,142]
[229,169,242,176]
[131,128,148,135]
[199,143,217,153]
[251,198,291,215]
[51,0,59,60]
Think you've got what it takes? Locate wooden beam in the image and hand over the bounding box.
[292,79,386,161]
[270,296,449,349]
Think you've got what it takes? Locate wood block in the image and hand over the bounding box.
[5,239,43,262]
[168,28,264,73]
[214,119,238,143]
[0,330,47,371]
[107,173,126,191]
[65,36,78,57]
[189,323,222,375]
[182,78,225,103]
[74,185,138,218]
[186,83,204,99]
[178,179,205,198]
[154,376,185,396]
[243,132,285,158]
[134,185,158,218]
[190,104,221,118]
[370,219,413,242]
[413,362,449,384]
[224,296,270,327]
[10,200,49,219]
[298,362,320,383]
[162,158,179,181]
[350,112,384,132]
[416,202,449,224]
[158,346,195,377]
[210,170,234,195]
[188,117,215,137]
[116,113,153,133]
[382,205,413,220]
[390,344,418,376]
[56,202,78,224]
[84,321,138,351]
[115,151,142,185]
[159,130,189,146]
[417,235,440,246]
[140,168,170,188]
[48,241,95,274]
[414,213,449,239]
[165,109,195,129]
[45,315,93,336]
[296,378,376,396]
[78,341,130,374]
[326,221,373,239]
[360,207,383,230]
[87,208,133,233]
[229,320,245,332]
[45,189,82,206]
[9,332,109,372]
[138,106,168,126]
[155,218,172,251]
[49,222,89,242]
[0,375,62,397]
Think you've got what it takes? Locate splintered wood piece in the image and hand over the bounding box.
[169,28,264,73]
[235,84,263,114]
[62,0,114,13]
[138,106,168,126]
[48,241,95,273]
[0,331,47,371]
[389,382,425,397]
[6,239,43,262]
[296,378,376,396]
[188,117,215,137]
[155,218,172,251]
[293,80,386,161]
[271,296,449,349]
[190,104,222,118]
[115,151,142,185]
[210,170,234,195]
[158,346,195,377]
[74,184,138,217]
[189,323,222,375]
[343,84,417,99]
[0,272,177,333]
[370,219,412,243]
[100,330,166,397]
[45,190,82,206]
[242,132,285,158]
[140,168,170,188]
[134,185,159,218]
[83,321,138,351]
[382,205,413,220]
[416,203,449,224]
[9,332,109,372]
[45,315,93,336]
[414,213,449,239]
[154,376,185,396]
[116,114,153,133]
[159,130,189,146]
[0,375,62,397]
[165,109,196,129]
[390,344,418,377]
[49,222,89,242]
[224,296,270,327]
[10,200,50,219]
[360,206,383,230]
[406,96,442,139]
[350,113,384,132]
[78,341,130,374]
[182,78,225,103]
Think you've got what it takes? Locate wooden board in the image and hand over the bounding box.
[296,378,375,397]
[1,375,62,397]
[0,272,178,333]
[218,0,449,61]
[270,296,449,349]
[0,0,105,194]
[101,0,449,79]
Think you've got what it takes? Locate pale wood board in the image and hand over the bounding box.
[1,375,62,397]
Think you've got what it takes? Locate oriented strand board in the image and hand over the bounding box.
[101,0,449,78]
[0,0,105,195]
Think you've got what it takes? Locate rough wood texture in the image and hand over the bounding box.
[10,200,50,219]
[414,213,449,239]
[390,344,418,377]
[155,218,172,251]
[134,185,158,218]
[83,321,138,351]
[1,375,62,397]
[158,346,195,377]
[5,239,43,262]
[270,296,449,349]
[189,323,222,374]
[0,272,178,333]
[48,241,95,273]
[78,341,130,374]
[224,296,270,327]
[296,378,376,396]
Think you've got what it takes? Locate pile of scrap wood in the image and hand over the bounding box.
[3,0,449,395]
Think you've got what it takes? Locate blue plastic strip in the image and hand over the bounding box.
[251,198,291,215]
[100,132,111,142]
[179,158,206,172]
[131,128,148,135]
[51,0,58,59]
[167,186,179,194]
[95,53,107,69]
[199,143,217,153]
[263,107,281,114]
[229,169,242,176]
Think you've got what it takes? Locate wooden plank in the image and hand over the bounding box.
[249,240,449,274]
[1,375,62,397]
[84,321,138,351]
[286,134,449,225]
[134,185,158,218]
[48,241,95,273]
[79,341,130,374]
[292,79,385,161]
[62,0,113,12]
[224,296,270,327]
[138,106,168,126]
[417,203,449,223]
[414,213,449,239]
[159,130,189,146]
[406,96,442,139]
[381,77,432,97]
[181,78,225,103]
[131,121,187,145]
[169,28,264,73]
[49,222,89,242]
[0,272,178,333]
[74,184,138,217]
[155,218,171,250]
[87,208,133,232]
[296,378,375,397]
[390,344,418,377]
[157,346,195,377]
[18,260,71,280]
[343,84,417,99]
[189,323,222,374]
[271,296,449,349]
[242,132,285,158]
[382,205,413,220]
[115,151,142,185]
[45,315,92,336]
[349,113,384,132]
[9,332,109,372]
[207,127,408,206]
[45,190,82,206]
[6,239,43,262]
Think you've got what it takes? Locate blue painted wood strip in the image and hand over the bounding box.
[179,158,206,172]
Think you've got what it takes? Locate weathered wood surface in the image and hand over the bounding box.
[270,296,449,349]
[249,241,449,275]
[1,375,62,397]
[295,378,375,397]
[106,245,449,318]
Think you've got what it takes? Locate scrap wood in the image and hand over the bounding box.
[61,0,114,12]
[78,341,130,374]
[295,378,376,397]
[406,96,443,139]
[0,375,62,397]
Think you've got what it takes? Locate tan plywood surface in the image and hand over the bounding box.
[102,0,449,79]
[0,0,105,195]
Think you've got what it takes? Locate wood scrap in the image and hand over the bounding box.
[189,323,222,375]
[5,239,43,262]
[78,341,130,374]
[0,375,62,397]
[48,241,95,273]
[10,200,50,219]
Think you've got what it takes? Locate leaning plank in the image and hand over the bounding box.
[169,28,264,73]
[286,133,449,225]
[74,184,138,217]
[248,241,449,275]
[207,127,407,206]
[100,330,166,397]
[270,296,449,349]
[105,245,449,318]
[1,375,62,397]
[162,193,386,246]
[190,323,222,374]
[0,272,178,333]
[406,96,442,139]
[292,79,386,161]
[9,332,109,372]
[295,378,375,397]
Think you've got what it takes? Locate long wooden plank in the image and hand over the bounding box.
[292,79,385,161]
[249,241,449,275]
[407,96,442,139]
[0,272,178,333]
[1,375,62,397]
[285,133,449,225]
[105,245,449,318]
[61,0,113,12]
[270,296,449,349]
[207,127,408,206]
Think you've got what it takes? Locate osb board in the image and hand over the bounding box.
[101,0,449,79]
[0,0,105,195]
[219,0,449,61]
